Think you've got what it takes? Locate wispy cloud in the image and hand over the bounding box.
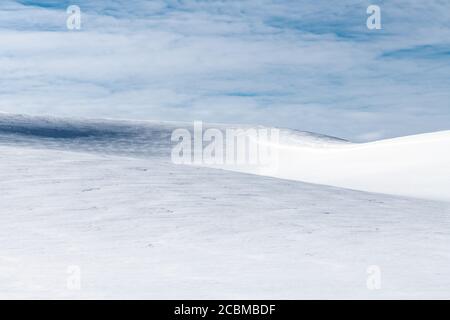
[0,0,449,141]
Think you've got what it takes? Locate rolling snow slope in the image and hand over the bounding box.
[0,113,449,299]
[234,130,450,202]
[2,113,449,202]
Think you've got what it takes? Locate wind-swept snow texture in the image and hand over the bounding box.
[0,113,449,299]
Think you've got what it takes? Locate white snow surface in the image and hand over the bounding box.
[205,126,450,202]
[0,113,449,299]
[266,131,450,201]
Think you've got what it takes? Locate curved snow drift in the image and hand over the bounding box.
[255,130,450,201]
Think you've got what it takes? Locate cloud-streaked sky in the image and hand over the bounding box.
[0,0,449,141]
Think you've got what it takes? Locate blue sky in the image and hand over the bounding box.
[0,0,449,141]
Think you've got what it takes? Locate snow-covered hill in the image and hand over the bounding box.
[231,129,450,202]
[0,113,449,299]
